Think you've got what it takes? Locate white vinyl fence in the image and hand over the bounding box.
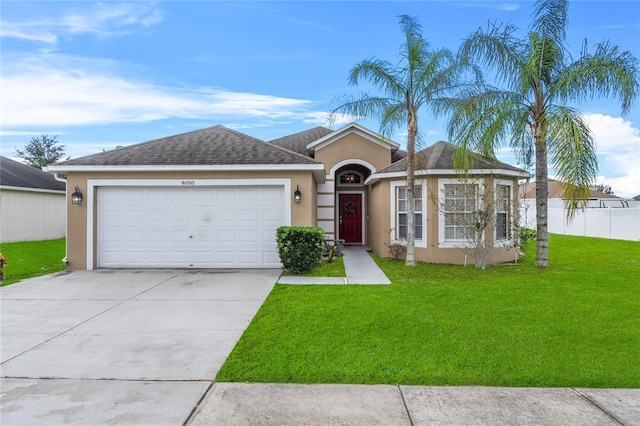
[520,199,640,242]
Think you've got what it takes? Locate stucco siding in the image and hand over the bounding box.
[367,180,390,258]
[64,170,318,270]
[371,175,522,265]
[314,133,392,172]
[0,189,66,243]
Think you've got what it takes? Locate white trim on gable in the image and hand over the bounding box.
[328,159,377,178]
[307,122,400,153]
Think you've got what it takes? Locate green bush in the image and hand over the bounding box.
[276,226,324,274]
[519,228,537,246]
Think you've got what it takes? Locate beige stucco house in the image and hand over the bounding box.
[46,123,529,270]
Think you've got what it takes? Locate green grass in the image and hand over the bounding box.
[285,257,346,277]
[0,238,66,286]
[217,234,640,388]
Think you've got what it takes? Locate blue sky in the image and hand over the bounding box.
[1,1,639,197]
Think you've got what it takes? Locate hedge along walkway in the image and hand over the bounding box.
[277,246,391,285]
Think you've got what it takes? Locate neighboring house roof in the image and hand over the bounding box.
[269,126,334,156]
[372,141,528,178]
[0,156,65,192]
[520,179,620,199]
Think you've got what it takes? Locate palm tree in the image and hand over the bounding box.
[447,0,639,269]
[332,15,479,266]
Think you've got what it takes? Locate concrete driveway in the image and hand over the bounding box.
[0,269,278,425]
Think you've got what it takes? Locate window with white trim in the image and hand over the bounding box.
[396,185,423,240]
[495,182,512,242]
[443,183,478,242]
[338,171,363,186]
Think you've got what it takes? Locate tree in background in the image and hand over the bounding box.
[446,0,639,269]
[332,15,480,266]
[591,184,614,195]
[15,134,68,168]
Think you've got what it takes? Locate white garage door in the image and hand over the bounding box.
[97,186,285,268]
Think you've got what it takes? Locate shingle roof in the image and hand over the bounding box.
[0,156,66,191]
[268,126,334,157]
[55,125,321,167]
[377,141,525,174]
[520,179,620,199]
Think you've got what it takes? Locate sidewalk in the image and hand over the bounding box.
[277,245,391,285]
[188,383,640,425]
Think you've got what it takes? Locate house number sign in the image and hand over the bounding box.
[181,180,195,185]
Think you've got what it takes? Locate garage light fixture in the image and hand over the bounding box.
[294,185,302,203]
[71,186,83,205]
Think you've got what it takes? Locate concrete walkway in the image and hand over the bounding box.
[277,245,391,285]
[188,383,640,425]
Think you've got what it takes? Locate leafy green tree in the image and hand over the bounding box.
[15,134,68,168]
[332,15,479,265]
[591,184,614,195]
[446,0,639,269]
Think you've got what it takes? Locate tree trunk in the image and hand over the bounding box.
[534,130,549,269]
[405,112,417,266]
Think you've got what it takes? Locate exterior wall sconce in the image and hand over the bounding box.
[71,186,83,204]
[294,185,302,203]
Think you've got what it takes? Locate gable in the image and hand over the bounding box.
[310,123,400,173]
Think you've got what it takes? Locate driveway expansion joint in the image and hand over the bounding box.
[572,388,625,425]
[397,385,416,426]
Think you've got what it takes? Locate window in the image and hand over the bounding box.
[338,172,362,185]
[396,185,423,240]
[495,183,512,241]
[443,183,477,241]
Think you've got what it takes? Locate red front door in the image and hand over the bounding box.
[339,194,362,244]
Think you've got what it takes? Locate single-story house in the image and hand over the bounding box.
[1,156,66,243]
[520,179,624,208]
[45,123,529,270]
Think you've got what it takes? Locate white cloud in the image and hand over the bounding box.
[586,113,640,198]
[0,52,338,131]
[0,2,163,44]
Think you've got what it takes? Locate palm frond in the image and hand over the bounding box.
[459,22,526,90]
[545,105,597,217]
[530,0,568,48]
[330,95,397,126]
[554,39,640,115]
[349,59,405,99]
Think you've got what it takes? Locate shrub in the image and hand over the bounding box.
[276,226,324,274]
[519,228,537,247]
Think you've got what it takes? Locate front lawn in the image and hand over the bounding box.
[284,257,346,277]
[0,238,66,286]
[217,235,640,387]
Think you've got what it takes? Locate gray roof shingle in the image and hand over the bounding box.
[0,156,66,191]
[55,125,321,167]
[377,141,525,174]
[268,126,334,157]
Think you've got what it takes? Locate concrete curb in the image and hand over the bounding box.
[187,383,640,426]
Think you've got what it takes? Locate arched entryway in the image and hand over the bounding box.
[335,164,372,244]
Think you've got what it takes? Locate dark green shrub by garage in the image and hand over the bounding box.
[276,226,324,274]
